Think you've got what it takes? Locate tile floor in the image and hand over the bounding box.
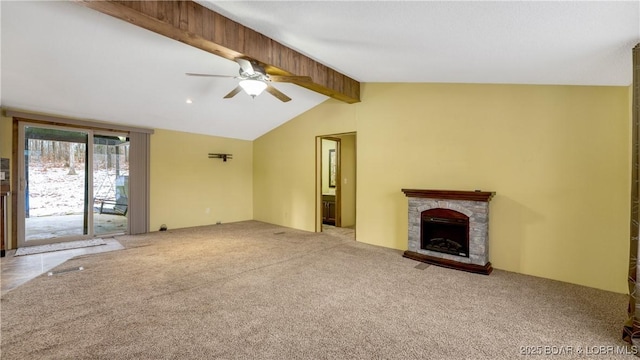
[322,224,355,239]
[1,238,124,295]
[26,213,127,240]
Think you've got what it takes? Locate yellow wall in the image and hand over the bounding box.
[0,117,254,245]
[150,129,253,231]
[337,134,356,228]
[0,116,11,157]
[2,82,631,294]
[254,83,630,293]
[0,115,13,248]
[253,99,357,230]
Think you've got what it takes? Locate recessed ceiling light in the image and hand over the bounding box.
[186,98,193,104]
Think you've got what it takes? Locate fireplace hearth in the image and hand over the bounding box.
[402,189,495,275]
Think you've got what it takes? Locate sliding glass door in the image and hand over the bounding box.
[93,135,129,236]
[17,123,128,247]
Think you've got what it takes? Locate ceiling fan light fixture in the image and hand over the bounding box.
[239,79,267,98]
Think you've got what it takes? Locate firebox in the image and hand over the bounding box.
[421,208,469,257]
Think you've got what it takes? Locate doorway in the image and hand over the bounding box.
[317,133,356,236]
[321,138,340,227]
[17,123,129,247]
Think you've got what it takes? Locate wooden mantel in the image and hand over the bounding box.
[401,189,495,202]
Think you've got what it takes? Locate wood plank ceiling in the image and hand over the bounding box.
[75,0,361,104]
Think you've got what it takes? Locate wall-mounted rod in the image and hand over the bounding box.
[208,153,233,162]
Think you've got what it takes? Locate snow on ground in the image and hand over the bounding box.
[27,161,128,217]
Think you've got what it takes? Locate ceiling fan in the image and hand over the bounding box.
[186,58,312,102]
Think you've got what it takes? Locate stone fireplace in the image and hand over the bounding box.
[402,189,495,274]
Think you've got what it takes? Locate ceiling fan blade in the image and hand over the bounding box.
[186,73,235,78]
[223,86,243,99]
[265,85,291,102]
[269,75,312,83]
[235,58,255,75]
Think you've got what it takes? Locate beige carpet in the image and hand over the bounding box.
[0,221,630,359]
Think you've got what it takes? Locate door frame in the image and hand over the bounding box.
[17,122,95,247]
[16,123,130,247]
[9,110,151,250]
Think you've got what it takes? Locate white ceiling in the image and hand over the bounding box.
[2,1,639,141]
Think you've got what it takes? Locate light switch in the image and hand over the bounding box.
[344,178,347,184]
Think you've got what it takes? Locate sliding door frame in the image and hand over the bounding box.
[8,110,153,249]
[17,122,94,247]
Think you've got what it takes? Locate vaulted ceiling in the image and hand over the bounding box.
[2,1,638,140]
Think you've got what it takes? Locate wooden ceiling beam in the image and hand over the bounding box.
[76,0,360,104]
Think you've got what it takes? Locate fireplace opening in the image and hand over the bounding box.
[421,208,469,257]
